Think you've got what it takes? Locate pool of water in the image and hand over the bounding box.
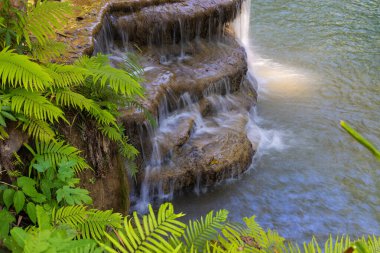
[173,0,380,243]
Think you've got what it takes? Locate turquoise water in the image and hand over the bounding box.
[174,0,380,243]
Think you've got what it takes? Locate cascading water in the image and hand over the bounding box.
[92,0,259,213]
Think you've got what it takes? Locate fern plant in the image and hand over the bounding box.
[0,0,71,61]
[0,47,143,167]
[99,203,380,253]
[3,205,104,253]
[0,0,144,165]
[99,203,186,253]
[51,205,123,240]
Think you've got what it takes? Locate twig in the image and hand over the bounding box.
[0,181,18,189]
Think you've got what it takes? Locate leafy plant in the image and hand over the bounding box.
[0,0,71,60]
[100,203,380,253]
[340,120,380,160]
[99,203,186,253]
[3,205,103,253]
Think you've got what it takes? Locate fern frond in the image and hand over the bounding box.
[30,41,67,63]
[52,205,87,227]
[216,215,275,253]
[367,235,380,253]
[52,88,94,111]
[29,140,91,172]
[45,63,87,88]
[242,216,265,240]
[182,210,228,252]
[92,64,144,97]
[119,140,140,160]
[0,126,9,140]
[102,203,186,253]
[0,47,52,91]
[21,117,56,142]
[99,125,123,142]
[79,209,123,240]
[9,88,65,123]
[88,103,117,127]
[23,0,73,48]
[76,54,144,97]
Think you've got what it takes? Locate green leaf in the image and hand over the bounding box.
[36,205,51,230]
[1,110,17,121]
[40,179,53,200]
[26,203,37,224]
[0,209,16,238]
[10,227,28,248]
[32,157,51,173]
[17,176,36,187]
[3,188,15,209]
[56,186,92,205]
[9,88,65,123]
[16,177,46,203]
[340,120,380,160]
[0,47,52,91]
[57,161,75,182]
[13,191,25,214]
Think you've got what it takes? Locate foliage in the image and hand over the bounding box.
[3,205,104,253]
[100,203,379,253]
[0,0,144,250]
[0,157,93,234]
[99,203,186,253]
[0,0,71,60]
[340,120,380,160]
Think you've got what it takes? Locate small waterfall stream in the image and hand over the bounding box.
[91,0,262,212]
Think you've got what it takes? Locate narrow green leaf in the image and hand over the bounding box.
[26,203,37,224]
[0,209,16,238]
[13,191,25,214]
[340,120,380,160]
[3,188,15,209]
[10,227,27,248]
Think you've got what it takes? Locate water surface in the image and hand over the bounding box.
[173,0,380,243]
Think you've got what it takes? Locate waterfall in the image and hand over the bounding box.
[91,0,260,213]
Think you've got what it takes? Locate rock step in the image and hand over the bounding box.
[112,0,243,45]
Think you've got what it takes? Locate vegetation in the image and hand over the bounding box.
[0,0,378,252]
[0,0,140,250]
[340,121,380,160]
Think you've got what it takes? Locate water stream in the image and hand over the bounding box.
[95,0,379,243]
[173,0,380,243]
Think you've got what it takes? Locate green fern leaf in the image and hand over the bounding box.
[79,209,123,240]
[183,209,228,252]
[9,88,65,123]
[52,205,87,227]
[0,47,52,91]
[21,117,56,142]
[29,140,91,173]
[45,63,87,88]
[52,88,94,111]
[30,41,67,63]
[99,126,123,142]
[76,54,144,97]
[23,0,73,48]
[88,103,117,127]
[102,203,186,253]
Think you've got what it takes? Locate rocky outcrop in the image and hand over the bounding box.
[54,0,256,210]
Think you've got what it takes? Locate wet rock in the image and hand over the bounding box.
[49,0,257,211]
[119,36,248,123]
[0,123,29,176]
[146,112,254,192]
[114,0,243,45]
